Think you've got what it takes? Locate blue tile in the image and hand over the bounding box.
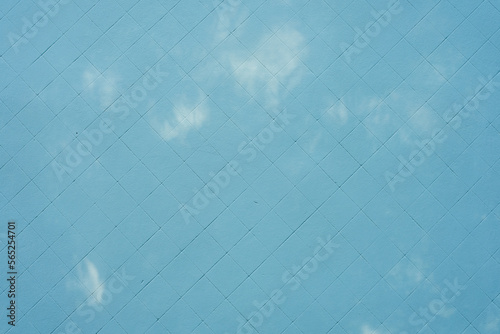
[139,230,180,272]
[77,161,115,201]
[39,76,77,114]
[126,34,166,72]
[0,160,30,200]
[363,59,402,98]
[386,213,424,254]
[52,226,92,267]
[320,16,355,52]
[120,251,158,295]
[183,231,224,272]
[341,80,379,120]
[204,301,240,334]
[385,39,424,78]
[99,139,138,179]
[116,297,157,333]
[230,233,270,274]
[342,122,382,163]
[207,208,247,250]
[161,211,204,248]
[138,275,179,318]
[74,205,114,245]
[11,181,48,222]
[2,39,40,74]
[471,125,500,167]
[427,1,464,36]
[185,144,227,183]
[184,277,224,319]
[145,322,170,334]
[295,301,335,333]
[65,15,102,52]
[99,320,126,334]
[429,169,468,209]
[252,210,293,252]
[320,58,359,98]
[369,23,401,58]
[120,162,159,203]
[275,188,315,230]
[471,213,500,255]
[297,165,338,208]
[406,17,445,57]
[227,277,267,315]
[164,163,204,204]
[253,165,293,207]
[58,96,97,134]
[107,14,144,52]
[0,77,36,114]
[27,295,67,334]
[97,183,136,224]
[451,191,489,232]
[209,120,248,161]
[180,37,214,73]
[54,182,93,222]
[29,248,69,291]
[469,1,500,38]
[22,57,58,94]
[250,255,287,294]
[160,299,201,333]
[407,190,447,231]
[255,0,294,29]
[207,254,246,297]
[149,13,187,52]
[341,0,376,28]
[0,118,31,161]
[85,35,122,73]
[142,141,183,181]
[275,143,315,183]
[341,211,381,252]
[28,19,63,54]
[299,1,336,34]
[87,0,124,31]
[120,206,158,249]
[363,279,403,322]
[61,55,99,94]
[449,20,487,59]
[51,1,85,33]
[473,257,500,300]
[103,55,143,93]
[232,99,273,137]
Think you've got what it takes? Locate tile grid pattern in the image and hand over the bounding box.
[0,0,499,333]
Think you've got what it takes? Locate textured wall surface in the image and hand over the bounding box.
[0,0,500,333]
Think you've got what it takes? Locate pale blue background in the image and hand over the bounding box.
[0,0,500,333]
